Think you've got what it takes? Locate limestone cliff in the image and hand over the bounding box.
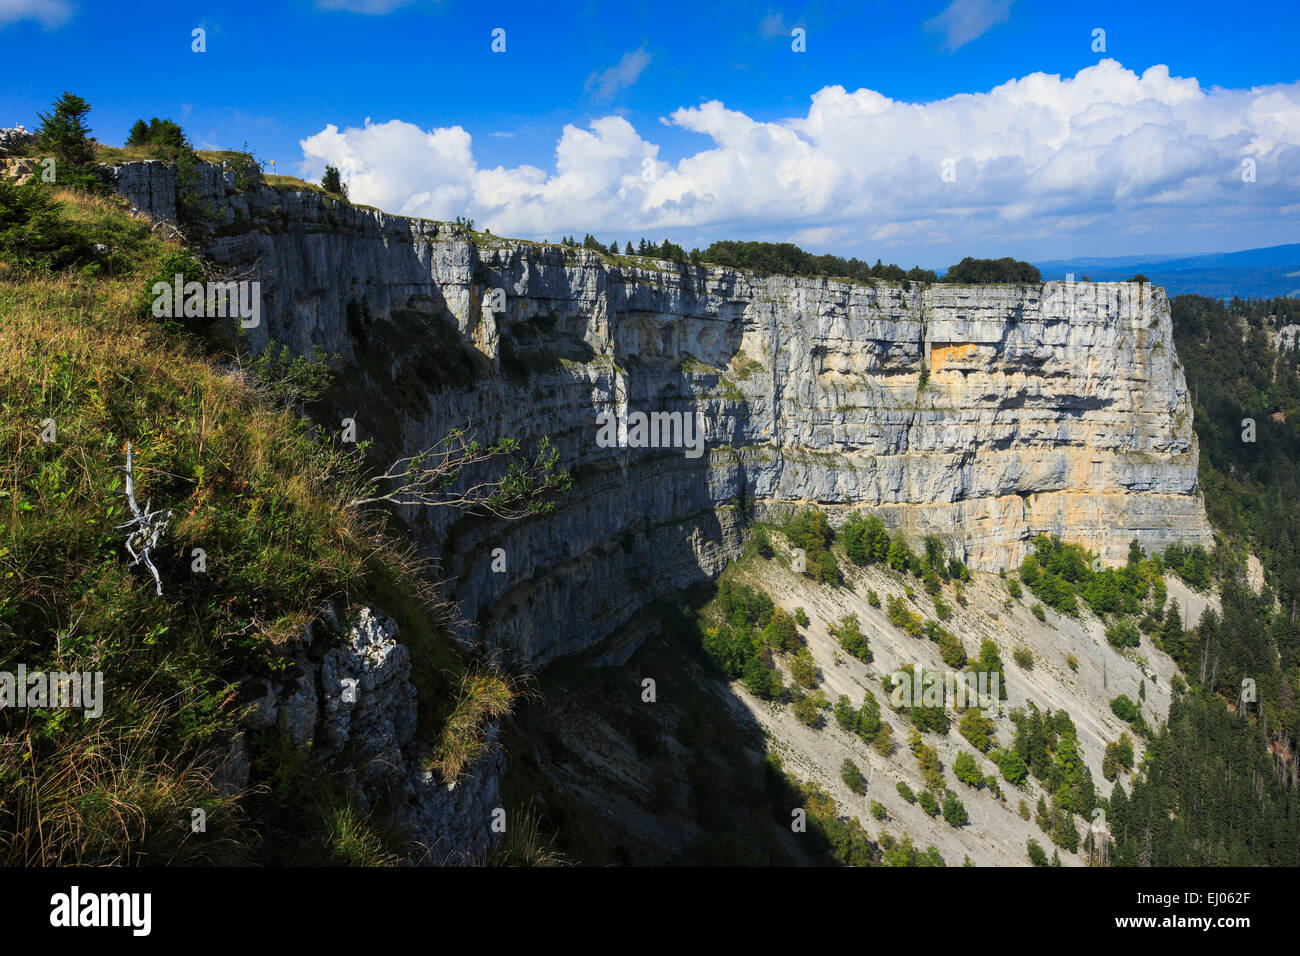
[112,160,1212,671]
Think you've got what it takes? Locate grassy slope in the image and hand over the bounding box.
[0,183,510,865]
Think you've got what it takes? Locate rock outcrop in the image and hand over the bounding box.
[112,161,1213,674]
[227,605,503,864]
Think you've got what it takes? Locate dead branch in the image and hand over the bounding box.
[110,443,171,596]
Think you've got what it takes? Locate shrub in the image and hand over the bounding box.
[1027,839,1049,866]
[918,790,940,816]
[829,613,871,662]
[793,606,809,627]
[916,741,943,790]
[1013,647,1034,668]
[791,693,823,727]
[867,589,880,608]
[790,647,820,688]
[840,759,866,794]
[886,594,923,636]
[817,549,842,586]
[761,607,801,653]
[995,748,1028,786]
[870,800,889,820]
[896,781,916,804]
[0,180,92,272]
[942,790,969,827]
[953,751,983,788]
[742,658,783,700]
[1031,604,1046,621]
[958,709,995,752]
[1106,620,1141,649]
[1110,695,1140,723]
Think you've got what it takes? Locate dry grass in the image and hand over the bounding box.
[0,184,516,864]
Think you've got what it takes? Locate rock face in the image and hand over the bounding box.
[114,162,1212,672]
[232,605,502,864]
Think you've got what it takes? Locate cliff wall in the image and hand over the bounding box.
[113,161,1213,669]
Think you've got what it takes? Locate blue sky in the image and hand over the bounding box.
[3,0,1298,267]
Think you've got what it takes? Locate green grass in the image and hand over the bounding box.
[0,182,512,865]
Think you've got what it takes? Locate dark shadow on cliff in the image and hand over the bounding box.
[498,588,842,865]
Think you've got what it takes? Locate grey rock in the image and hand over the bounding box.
[240,676,280,730]
[319,608,418,779]
[278,659,318,748]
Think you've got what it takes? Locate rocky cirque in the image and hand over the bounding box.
[103,159,1216,862]
[111,159,1211,672]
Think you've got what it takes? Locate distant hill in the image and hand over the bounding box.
[1035,244,1300,298]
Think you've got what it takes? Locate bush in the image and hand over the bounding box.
[1110,695,1140,723]
[867,589,880,608]
[829,613,871,662]
[1031,604,1047,622]
[742,658,783,700]
[1027,839,1050,866]
[953,751,983,788]
[817,549,842,586]
[1106,620,1141,649]
[886,594,923,637]
[942,790,969,827]
[994,748,1028,785]
[840,759,865,794]
[793,606,809,627]
[896,781,916,804]
[790,647,820,688]
[918,790,940,816]
[761,607,801,653]
[958,709,995,752]
[870,800,888,820]
[1013,647,1034,669]
[0,180,92,271]
[915,741,943,790]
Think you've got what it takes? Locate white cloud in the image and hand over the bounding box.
[584,47,652,102]
[0,0,72,28]
[298,60,1300,260]
[924,0,1013,52]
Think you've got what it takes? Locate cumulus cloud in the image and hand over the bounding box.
[924,0,1013,52]
[297,60,1300,258]
[585,47,652,102]
[0,0,72,28]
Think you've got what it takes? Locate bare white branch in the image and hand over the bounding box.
[111,443,171,596]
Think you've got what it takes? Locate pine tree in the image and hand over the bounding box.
[320,165,348,199]
[36,91,94,166]
[126,118,150,147]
